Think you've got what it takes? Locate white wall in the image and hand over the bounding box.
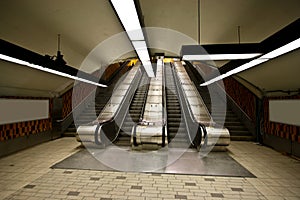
[0,99,49,125]
[269,99,300,126]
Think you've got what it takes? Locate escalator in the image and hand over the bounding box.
[184,63,254,141]
[77,63,143,146]
[114,73,150,146]
[164,63,189,148]
[65,62,131,136]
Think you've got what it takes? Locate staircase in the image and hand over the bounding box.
[185,63,254,141]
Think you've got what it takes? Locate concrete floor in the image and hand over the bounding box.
[0,137,299,200]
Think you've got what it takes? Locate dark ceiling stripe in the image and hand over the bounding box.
[0,39,103,84]
[216,18,300,78]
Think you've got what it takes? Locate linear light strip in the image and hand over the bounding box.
[260,38,300,59]
[0,54,107,87]
[110,0,144,41]
[200,37,300,86]
[182,53,261,61]
[110,0,154,77]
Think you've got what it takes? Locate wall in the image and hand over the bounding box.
[223,77,300,157]
[0,96,53,157]
[223,77,256,122]
[263,95,300,156]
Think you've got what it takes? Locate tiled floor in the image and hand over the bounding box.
[0,137,299,200]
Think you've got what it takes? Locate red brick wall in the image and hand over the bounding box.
[61,89,73,118]
[223,77,256,122]
[0,97,52,142]
[263,95,300,143]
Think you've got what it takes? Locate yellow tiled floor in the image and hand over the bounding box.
[0,137,299,200]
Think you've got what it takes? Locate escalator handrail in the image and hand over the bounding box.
[161,60,167,147]
[138,75,150,123]
[170,62,196,146]
[171,62,209,148]
[93,63,143,144]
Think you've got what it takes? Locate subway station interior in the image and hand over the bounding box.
[0,0,300,199]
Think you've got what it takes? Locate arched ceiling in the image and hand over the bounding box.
[0,0,299,97]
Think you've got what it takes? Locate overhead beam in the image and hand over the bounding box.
[198,18,300,86]
[0,39,107,87]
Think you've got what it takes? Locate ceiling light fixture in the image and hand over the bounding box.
[110,0,144,41]
[260,38,300,59]
[200,37,300,86]
[110,0,154,77]
[181,44,262,61]
[0,54,107,87]
[182,53,261,61]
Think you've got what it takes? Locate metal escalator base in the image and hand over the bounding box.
[52,147,255,178]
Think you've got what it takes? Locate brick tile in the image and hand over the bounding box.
[67,191,80,196]
[116,176,126,179]
[23,185,36,189]
[231,187,244,192]
[175,194,187,199]
[211,193,224,198]
[131,185,142,190]
[185,182,196,186]
[90,177,100,181]
[204,178,215,182]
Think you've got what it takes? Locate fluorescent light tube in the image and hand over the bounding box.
[136,49,150,61]
[0,54,107,87]
[132,41,147,50]
[260,38,300,59]
[141,60,155,77]
[200,58,269,86]
[110,0,144,41]
[200,37,300,86]
[183,53,261,61]
[132,42,155,78]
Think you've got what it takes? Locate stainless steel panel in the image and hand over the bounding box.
[143,113,163,122]
[110,96,123,104]
[185,90,198,97]
[112,89,127,96]
[146,96,162,103]
[149,85,162,91]
[147,90,162,96]
[182,84,193,91]
[117,84,130,91]
[188,97,202,106]
[101,104,119,115]
[144,104,163,113]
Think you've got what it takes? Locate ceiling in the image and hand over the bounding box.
[0,0,299,97]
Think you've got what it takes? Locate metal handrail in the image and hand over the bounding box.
[161,61,167,147]
[138,74,150,123]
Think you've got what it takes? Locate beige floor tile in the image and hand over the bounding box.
[0,139,299,200]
